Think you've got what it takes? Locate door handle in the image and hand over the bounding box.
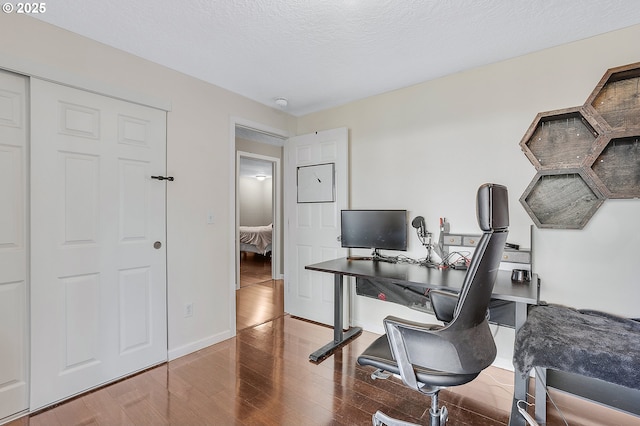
[151,175,174,181]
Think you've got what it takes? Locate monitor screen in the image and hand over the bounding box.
[341,210,408,251]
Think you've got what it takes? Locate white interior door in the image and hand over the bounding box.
[30,78,168,410]
[284,128,349,326]
[0,70,29,421]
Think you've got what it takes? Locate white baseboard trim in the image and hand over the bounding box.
[0,409,29,425]
[492,357,515,372]
[168,330,232,361]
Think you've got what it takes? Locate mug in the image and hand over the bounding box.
[511,269,530,282]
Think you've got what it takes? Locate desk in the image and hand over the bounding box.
[305,257,539,359]
[304,257,540,424]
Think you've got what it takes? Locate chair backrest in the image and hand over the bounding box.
[451,183,509,328]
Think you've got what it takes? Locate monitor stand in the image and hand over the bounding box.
[347,256,371,260]
[371,249,397,263]
[347,249,397,263]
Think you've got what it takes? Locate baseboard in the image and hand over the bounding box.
[492,357,515,372]
[168,330,232,361]
[352,318,384,335]
[0,409,29,426]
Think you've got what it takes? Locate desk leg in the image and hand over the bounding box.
[309,273,362,362]
[508,301,530,426]
[333,273,344,343]
[514,300,527,335]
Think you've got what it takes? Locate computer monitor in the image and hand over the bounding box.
[340,210,408,255]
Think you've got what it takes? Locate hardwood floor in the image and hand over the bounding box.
[7,256,638,425]
[237,253,284,331]
[239,252,273,288]
[10,316,638,426]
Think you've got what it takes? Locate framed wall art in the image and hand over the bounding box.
[297,163,335,203]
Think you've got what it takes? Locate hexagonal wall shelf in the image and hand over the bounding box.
[519,107,602,170]
[588,130,640,199]
[519,62,640,229]
[585,62,640,131]
[520,169,604,229]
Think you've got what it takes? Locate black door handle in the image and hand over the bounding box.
[151,176,174,181]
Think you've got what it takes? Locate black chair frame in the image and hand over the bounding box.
[357,183,509,426]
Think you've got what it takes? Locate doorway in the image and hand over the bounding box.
[237,154,276,282]
[233,124,286,331]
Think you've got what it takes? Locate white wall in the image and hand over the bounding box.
[296,24,640,369]
[0,14,296,360]
[239,176,273,226]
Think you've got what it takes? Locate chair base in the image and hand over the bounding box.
[371,406,448,426]
[368,368,449,425]
[372,410,419,426]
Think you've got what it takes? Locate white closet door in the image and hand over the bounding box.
[0,71,28,421]
[30,78,168,410]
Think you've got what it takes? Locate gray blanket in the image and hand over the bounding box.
[513,304,640,390]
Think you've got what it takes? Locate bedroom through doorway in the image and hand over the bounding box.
[235,126,285,331]
[238,155,275,284]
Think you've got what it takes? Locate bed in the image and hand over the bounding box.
[239,224,273,256]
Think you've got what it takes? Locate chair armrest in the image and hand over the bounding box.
[383,315,459,384]
[383,315,496,375]
[430,290,458,323]
[383,316,427,391]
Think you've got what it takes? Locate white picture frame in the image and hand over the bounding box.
[297,163,335,203]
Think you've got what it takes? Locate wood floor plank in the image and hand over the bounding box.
[237,254,284,331]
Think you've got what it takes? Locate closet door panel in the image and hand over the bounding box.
[30,78,168,410]
[0,70,28,421]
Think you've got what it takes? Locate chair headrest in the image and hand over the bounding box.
[476,183,509,231]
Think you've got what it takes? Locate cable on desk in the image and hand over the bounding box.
[437,251,471,269]
[382,254,440,269]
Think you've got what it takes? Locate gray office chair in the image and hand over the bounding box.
[357,183,509,426]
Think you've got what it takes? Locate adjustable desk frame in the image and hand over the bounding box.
[307,271,364,362]
[305,258,540,425]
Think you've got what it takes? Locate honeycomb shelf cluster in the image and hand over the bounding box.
[519,62,640,229]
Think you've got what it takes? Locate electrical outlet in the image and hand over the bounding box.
[184,302,193,318]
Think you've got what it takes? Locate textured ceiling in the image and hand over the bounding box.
[33,0,640,116]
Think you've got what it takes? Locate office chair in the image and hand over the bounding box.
[357,183,509,426]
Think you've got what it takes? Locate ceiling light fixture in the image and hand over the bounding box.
[274,97,288,108]
[256,174,267,181]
